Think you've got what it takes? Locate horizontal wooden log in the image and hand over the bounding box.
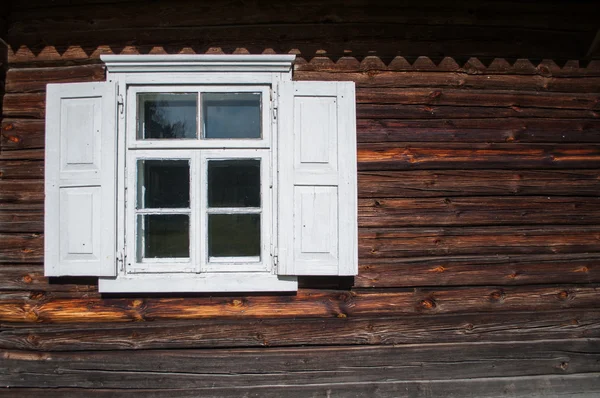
[0,285,599,322]
[357,104,599,120]
[0,180,44,204]
[7,374,600,398]
[296,71,600,93]
[6,22,594,61]
[0,161,43,179]
[1,119,44,150]
[356,88,600,110]
[357,118,600,143]
[358,196,600,227]
[0,205,43,233]
[0,233,43,264]
[1,339,598,388]
[5,64,105,93]
[357,143,600,170]
[0,265,97,292]
[3,93,45,118]
[9,0,598,33]
[1,309,598,351]
[0,149,44,161]
[356,254,600,288]
[358,170,600,197]
[359,226,600,258]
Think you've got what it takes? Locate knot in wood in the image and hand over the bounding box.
[22,274,33,284]
[559,361,569,371]
[3,123,13,131]
[419,298,436,310]
[557,290,571,300]
[489,290,505,302]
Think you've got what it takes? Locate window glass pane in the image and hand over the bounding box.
[202,93,261,139]
[208,159,260,208]
[208,214,260,257]
[137,214,190,259]
[138,93,197,139]
[137,160,190,209]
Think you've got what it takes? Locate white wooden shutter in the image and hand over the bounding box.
[277,81,357,275]
[44,82,118,276]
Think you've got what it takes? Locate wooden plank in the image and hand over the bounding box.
[0,205,43,232]
[356,254,600,287]
[357,143,600,170]
[0,309,598,351]
[0,285,599,322]
[0,233,43,264]
[359,226,600,258]
[0,265,96,292]
[358,196,600,227]
[1,339,598,388]
[1,119,44,150]
[0,149,44,161]
[357,119,600,143]
[0,161,44,179]
[356,88,600,110]
[7,373,600,398]
[3,93,45,118]
[295,71,600,93]
[0,180,44,204]
[357,104,599,120]
[358,170,600,197]
[5,64,105,93]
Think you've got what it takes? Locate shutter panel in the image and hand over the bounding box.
[44,82,118,276]
[278,81,357,276]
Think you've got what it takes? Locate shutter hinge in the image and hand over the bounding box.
[117,94,124,115]
[116,250,124,272]
[273,248,279,272]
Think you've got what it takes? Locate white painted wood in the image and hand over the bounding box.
[277,81,357,276]
[99,272,297,293]
[45,82,117,276]
[102,54,295,73]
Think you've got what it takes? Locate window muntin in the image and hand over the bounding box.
[126,87,272,275]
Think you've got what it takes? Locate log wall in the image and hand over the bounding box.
[1,0,600,396]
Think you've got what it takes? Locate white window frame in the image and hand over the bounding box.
[99,55,297,293]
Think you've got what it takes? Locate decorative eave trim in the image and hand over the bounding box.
[100,54,296,73]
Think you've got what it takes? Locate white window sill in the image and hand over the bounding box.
[98,272,298,293]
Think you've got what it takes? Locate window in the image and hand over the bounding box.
[44,55,357,293]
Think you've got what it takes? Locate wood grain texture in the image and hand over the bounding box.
[0,309,597,351]
[359,226,600,258]
[358,170,600,197]
[1,119,45,150]
[2,93,45,118]
[6,374,600,398]
[0,286,598,322]
[356,254,600,287]
[357,143,600,170]
[0,161,43,179]
[1,339,598,388]
[0,205,43,233]
[357,118,600,143]
[0,180,44,204]
[358,196,600,227]
[5,64,105,93]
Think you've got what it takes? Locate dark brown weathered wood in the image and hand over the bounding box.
[0,233,43,264]
[0,286,598,322]
[357,118,600,143]
[358,196,600,227]
[358,170,600,197]
[356,88,600,110]
[0,149,44,161]
[0,205,43,233]
[0,161,43,179]
[7,374,600,398]
[296,71,600,93]
[1,119,44,150]
[357,104,599,120]
[358,143,600,170]
[2,93,45,118]
[359,226,600,258]
[356,254,600,287]
[1,339,598,388]
[1,309,598,351]
[0,180,44,204]
[5,64,105,93]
